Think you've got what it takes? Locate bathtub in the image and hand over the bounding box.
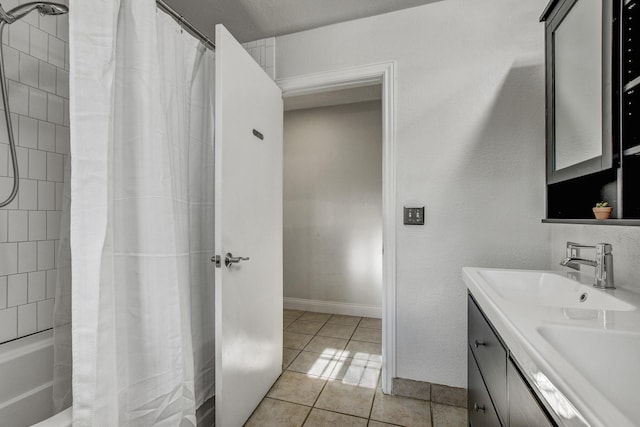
[0,330,71,427]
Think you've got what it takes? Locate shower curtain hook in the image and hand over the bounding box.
[179,15,184,33]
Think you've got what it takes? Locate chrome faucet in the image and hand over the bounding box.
[560,242,614,289]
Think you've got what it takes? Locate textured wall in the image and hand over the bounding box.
[0,0,69,343]
[276,0,550,387]
[283,101,382,308]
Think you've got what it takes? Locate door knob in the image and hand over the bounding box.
[474,403,486,413]
[224,252,250,268]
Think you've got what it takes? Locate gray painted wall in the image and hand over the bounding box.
[283,101,383,308]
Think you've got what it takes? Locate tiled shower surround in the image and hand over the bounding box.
[242,37,275,79]
[0,0,69,343]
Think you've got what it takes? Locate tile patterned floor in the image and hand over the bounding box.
[244,309,467,427]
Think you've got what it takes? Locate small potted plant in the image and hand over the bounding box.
[593,201,613,220]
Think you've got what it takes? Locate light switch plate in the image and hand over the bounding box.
[404,206,424,225]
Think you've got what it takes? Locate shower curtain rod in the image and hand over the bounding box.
[156,0,216,50]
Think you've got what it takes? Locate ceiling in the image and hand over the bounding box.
[162,0,443,44]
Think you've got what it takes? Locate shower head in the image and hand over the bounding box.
[0,2,68,24]
[36,3,68,16]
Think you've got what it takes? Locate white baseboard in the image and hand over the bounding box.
[284,297,381,319]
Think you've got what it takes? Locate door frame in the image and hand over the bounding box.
[277,61,397,394]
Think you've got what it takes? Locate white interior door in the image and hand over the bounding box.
[214,24,283,427]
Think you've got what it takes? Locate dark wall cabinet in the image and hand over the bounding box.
[468,295,556,427]
[621,0,640,218]
[542,0,640,222]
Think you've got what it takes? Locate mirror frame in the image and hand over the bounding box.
[544,0,615,185]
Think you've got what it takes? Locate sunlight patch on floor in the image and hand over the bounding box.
[307,352,339,378]
[306,347,380,389]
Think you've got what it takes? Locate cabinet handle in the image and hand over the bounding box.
[474,340,486,348]
[474,403,486,413]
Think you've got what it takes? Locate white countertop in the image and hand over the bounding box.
[463,267,640,427]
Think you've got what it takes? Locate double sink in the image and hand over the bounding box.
[463,267,640,427]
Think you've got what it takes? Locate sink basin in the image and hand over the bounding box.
[538,325,640,424]
[464,267,640,426]
[477,270,636,311]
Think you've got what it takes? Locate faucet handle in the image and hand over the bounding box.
[595,243,612,255]
[594,243,614,289]
[566,241,580,258]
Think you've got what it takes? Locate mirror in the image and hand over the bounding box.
[545,0,613,184]
[554,0,602,170]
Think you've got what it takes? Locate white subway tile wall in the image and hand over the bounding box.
[0,276,6,307]
[241,37,275,79]
[0,1,68,344]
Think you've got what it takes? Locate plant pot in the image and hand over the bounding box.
[593,207,613,220]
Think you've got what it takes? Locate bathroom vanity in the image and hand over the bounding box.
[464,267,640,427]
[468,294,552,427]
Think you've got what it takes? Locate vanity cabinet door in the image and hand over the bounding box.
[469,350,503,427]
[468,296,508,424]
[508,359,555,427]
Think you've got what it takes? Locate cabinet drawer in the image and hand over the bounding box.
[468,295,507,424]
[508,359,555,427]
[469,350,502,427]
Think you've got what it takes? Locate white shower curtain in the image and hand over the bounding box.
[68,0,215,424]
[53,158,71,412]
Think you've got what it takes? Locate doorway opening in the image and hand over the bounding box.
[277,62,396,394]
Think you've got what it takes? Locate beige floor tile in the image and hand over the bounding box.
[284,312,304,325]
[284,309,305,319]
[245,397,310,427]
[287,320,325,335]
[267,371,327,406]
[368,421,402,427]
[343,340,382,362]
[370,392,431,427]
[352,327,382,343]
[287,351,341,378]
[317,323,357,339]
[329,357,381,389]
[303,408,368,427]
[284,318,296,330]
[359,317,382,330]
[284,331,314,350]
[283,348,301,369]
[431,403,467,427]
[327,314,362,326]
[303,335,348,355]
[314,381,376,418]
[299,312,332,323]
